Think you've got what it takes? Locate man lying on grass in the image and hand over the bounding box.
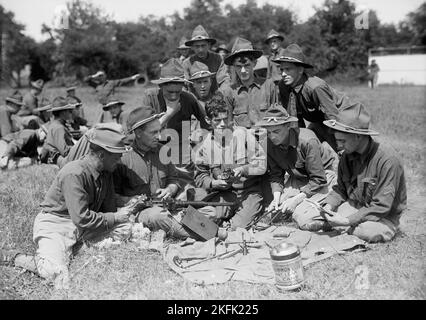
[0,126,133,290]
[305,102,407,243]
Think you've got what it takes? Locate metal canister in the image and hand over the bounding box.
[270,241,304,291]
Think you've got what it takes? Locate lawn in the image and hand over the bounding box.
[0,84,425,300]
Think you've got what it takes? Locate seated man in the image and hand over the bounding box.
[0,126,47,170]
[256,105,339,228]
[0,91,23,138]
[41,97,76,165]
[95,97,128,129]
[17,79,45,129]
[113,106,190,239]
[307,102,406,243]
[0,126,132,289]
[194,95,267,229]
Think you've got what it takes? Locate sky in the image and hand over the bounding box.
[1,0,424,41]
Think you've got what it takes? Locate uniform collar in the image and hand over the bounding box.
[236,79,261,93]
[291,73,308,93]
[81,154,103,181]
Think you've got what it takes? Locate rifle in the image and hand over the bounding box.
[125,194,236,215]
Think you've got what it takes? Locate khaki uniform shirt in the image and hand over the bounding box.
[40,155,116,233]
[45,119,74,158]
[325,139,407,226]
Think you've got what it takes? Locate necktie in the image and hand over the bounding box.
[288,91,297,117]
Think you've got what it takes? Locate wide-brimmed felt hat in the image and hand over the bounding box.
[34,97,52,112]
[126,106,164,133]
[265,29,284,44]
[224,37,263,66]
[255,104,298,127]
[177,36,190,50]
[189,61,216,81]
[151,59,191,85]
[271,43,313,69]
[50,96,76,113]
[92,70,106,78]
[87,126,131,154]
[30,79,44,90]
[323,102,379,136]
[215,44,229,54]
[5,91,25,106]
[102,97,125,111]
[185,25,217,46]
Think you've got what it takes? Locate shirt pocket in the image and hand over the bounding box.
[360,177,378,205]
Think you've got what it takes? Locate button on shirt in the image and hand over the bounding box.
[325,138,407,226]
[40,155,116,233]
[113,144,182,197]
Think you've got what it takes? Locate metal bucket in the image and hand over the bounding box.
[270,241,304,291]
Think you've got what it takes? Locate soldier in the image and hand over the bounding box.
[215,44,229,60]
[0,126,132,289]
[317,102,406,243]
[0,126,47,170]
[42,97,76,165]
[182,25,231,92]
[0,91,23,138]
[194,94,267,229]
[223,37,278,129]
[265,29,286,81]
[274,44,349,151]
[84,70,140,104]
[95,97,129,131]
[65,86,87,132]
[255,104,339,227]
[16,79,45,130]
[33,98,52,124]
[176,36,191,62]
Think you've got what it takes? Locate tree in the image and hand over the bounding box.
[406,2,426,45]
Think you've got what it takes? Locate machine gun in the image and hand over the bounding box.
[125,194,236,215]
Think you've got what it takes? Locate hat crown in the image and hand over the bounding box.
[87,126,127,151]
[231,37,255,54]
[217,44,228,51]
[51,96,69,109]
[282,44,306,63]
[40,97,51,107]
[337,102,372,130]
[126,106,157,130]
[267,29,281,38]
[189,61,210,77]
[190,25,210,40]
[264,103,291,119]
[179,36,188,46]
[160,58,185,79]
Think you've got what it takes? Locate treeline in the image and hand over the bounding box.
[1,0,425,86]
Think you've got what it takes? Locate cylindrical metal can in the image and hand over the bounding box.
[270,241,304,291]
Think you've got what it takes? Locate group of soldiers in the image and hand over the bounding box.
[0,25,407,290]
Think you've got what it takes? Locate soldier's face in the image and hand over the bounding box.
[267,124,289,146]
[192,41,210,59]
[193,77,212,99]
[178,48,190,58]
[162,83,184,102]
[217,50,227,59]
[210,112,230,131]
[102,151,122,172]
[108,105,122,118]
[234,56,255,83]
[269,38,282,51]
[280,62,304,86]
[135,120,161,150]
[334,131,360,154]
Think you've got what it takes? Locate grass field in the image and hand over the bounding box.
[0,84,425,300]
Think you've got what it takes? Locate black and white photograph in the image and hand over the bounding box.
[0,0,424,304]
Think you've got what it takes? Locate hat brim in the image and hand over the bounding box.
[50,104,76,112]
[34,105,52,112]
[255,116,299,127]
[5,97,25,106]
[87,137,132,154]
[151,77,192,85]
[185,38,216,47]
[102,102,125,110]
[30,82,44,90]
[189,71,216,81]
[177,45,191,49]
[271,57,313,69]
[224,50,263,66]
[323,120,379,136]
[66,87,77,91]
[225,50,263,66]
[265,35,284,44]
[129,113,164,132]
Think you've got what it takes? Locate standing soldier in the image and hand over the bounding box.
[182,25,231,92]
[367,59,380,89]
[275,44,349,151]
[84,70,140,104]
[265,29,285,82]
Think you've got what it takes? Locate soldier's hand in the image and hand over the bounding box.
[114,208,131,224]
[267,199,279,213]
[211,179,231,190]
[232,167,245,178]
[155,188,172,200]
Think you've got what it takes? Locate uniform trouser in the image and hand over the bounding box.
[0,140,35,169]
[308,122,338,152]
[293,201,399,243]
[30,211,132,288]
[199,185,264,230]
